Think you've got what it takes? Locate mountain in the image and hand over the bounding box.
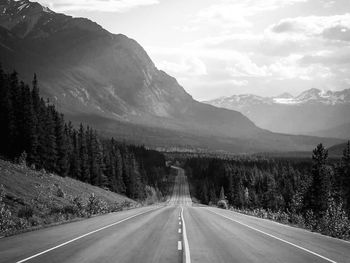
[312,122,350,140]
[328,142,349,157]
[204,89,350,137]
[0,0,343,153]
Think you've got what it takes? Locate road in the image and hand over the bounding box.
[1,167,349,263]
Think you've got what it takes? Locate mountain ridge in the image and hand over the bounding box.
[205,88,350,106]
[204,88,350,136]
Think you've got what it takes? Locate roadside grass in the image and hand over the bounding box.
[230,207,350,241]
[0,159,138,237]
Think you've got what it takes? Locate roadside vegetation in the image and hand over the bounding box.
[185,142,350,240]
[0,159,137,236]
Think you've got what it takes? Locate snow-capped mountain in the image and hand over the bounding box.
[207,88,350,108]
[204,89,350,137]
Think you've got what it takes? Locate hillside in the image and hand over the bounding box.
[328,142,350,157]
[0,159,137,236]
[312,122,350,140]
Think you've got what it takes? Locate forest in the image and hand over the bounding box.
[0,67,170,200]
[184,143,350,238]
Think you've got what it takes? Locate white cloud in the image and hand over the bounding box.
[39,0,159,13]
[229,79,249,86]
[269,13,350,40]
[158,57,207,77]
[188,0,307,31]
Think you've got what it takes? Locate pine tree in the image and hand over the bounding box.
[310,143,332,217]
[78,124,90,182]
[55,113,69,176]
[219,186,225,200]
[115,147,126,193]
[0,68,15,157]
[340,141,350,214]
[69,129,81,179]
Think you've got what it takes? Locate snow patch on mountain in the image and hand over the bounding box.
[206,88,350,109]
[273,98,300,104]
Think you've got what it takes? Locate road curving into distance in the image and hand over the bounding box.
[0,166,349,263]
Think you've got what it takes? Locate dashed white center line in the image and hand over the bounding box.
[181,207,191,263]
[179,221,182,225]
[178,228,182,234]
[178,241,182,250]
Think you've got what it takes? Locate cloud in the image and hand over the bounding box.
[225,53,332,80]
[157,57,207,77]
[229,79,249,87]
[301,48,350,65]
[269,14,350,41]
[39,0,159,13]
[187,0,307,31]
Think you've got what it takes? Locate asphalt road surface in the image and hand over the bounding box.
[1,167,349,263]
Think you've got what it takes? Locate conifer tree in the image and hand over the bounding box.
[78,124,90,182]
[309,144,332,217]
[340,141,350,213]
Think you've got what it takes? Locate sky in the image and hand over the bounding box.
[38,0,350,100]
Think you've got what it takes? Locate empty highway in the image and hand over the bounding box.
[0,167,349,263]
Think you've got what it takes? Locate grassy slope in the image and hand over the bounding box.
[0,159,137,235]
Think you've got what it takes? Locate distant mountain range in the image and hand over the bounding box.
[204,89,350,139]
[0,0,344,153]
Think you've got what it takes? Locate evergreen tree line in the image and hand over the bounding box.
[0,68,169,200]
[185,143,350,231]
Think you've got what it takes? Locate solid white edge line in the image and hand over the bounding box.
[209,209,337,263]
[181,206,191,263]
[16,207,159,263]
[231,208,350,245]
[196,206,350,245]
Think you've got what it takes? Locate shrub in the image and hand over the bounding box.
[71,196,87,217]
[217,200,228,209]
[110,202,123,212]
[28,215,41,227]
[14,217,29,230]
[62,205,76,215]
[18,151,27,167]
[49,204,63,215]
[319,198,350,239]
[87,193,99,216]
[86,194,110,216]
[304,210,317,230]
[290,213,305,227]
[56,187,65,198]
[276,211,290,224]
[17,206,34,219]
[0,203,14,233]
[0,185,14,234]
[122,200,132,209]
